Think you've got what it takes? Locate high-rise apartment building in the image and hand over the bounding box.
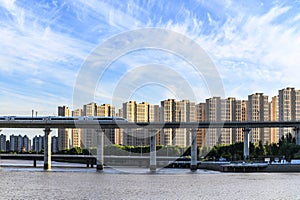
[72,108,83,148]
[235,100,248,142]
[83,102,97,116]
[205,97,221,147]
[248,93,269,144]
[123,101,137,122]
[22,135,31,152]
[82,103,97,149]
[58,106,71,151]
[122,101,137,146]
[160,99,176,146]
[122,101,152,146]
[205,97,239,147]
[97,104,115,117]
[149,104,161,145]
[160,99,195,147]
[9,134,30,152]
[51,136,59,153]
[136,102,150,146]
[278,87,300,138]
[32,135,44,152]
[269,96,279,143]
[174,100,195,147]
[115,108,123,144]
[149,105,160,122]
[220,97,236,145]
[195,103,206,147]
[0,134,6,151]
[97,104,116,145]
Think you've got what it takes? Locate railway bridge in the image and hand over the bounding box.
[1,116,300,171]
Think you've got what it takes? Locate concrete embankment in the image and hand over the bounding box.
[199,162,300,172]
[198,162,227,171]
[263,164,300,172]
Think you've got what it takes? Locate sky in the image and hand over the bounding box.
[1,0,300,125]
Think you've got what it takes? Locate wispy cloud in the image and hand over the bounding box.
[1,0,300,118]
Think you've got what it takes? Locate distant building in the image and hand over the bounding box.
[160,99,176,146]
[205,97,221,147]
[160,99,195,147]
[83,102,97,116]
[115,108,123,145]
[278,87,300,139]
[82,103,97,149]
[72,108,83,148]
[269,96,279,143]
[9,135,17,152]
[235,100,248,143]
[136,102,150,146]
[122,101,137,146]
[32,135,44,152]
[9,134,31,152]
[248,93,269,144]
[97,104,115,117]
[149,104,160,145]
[0,134,6,151]
[58,106,71,151]
[23,135,31,152]
[51,136,58,153]
[195,103,206,147]
[174,100,195,147]
[98,104,116,145]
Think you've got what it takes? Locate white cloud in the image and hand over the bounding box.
[0,0,95,117]
[1,0,300,119]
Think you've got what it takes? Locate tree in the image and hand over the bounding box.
[69,147,82,155]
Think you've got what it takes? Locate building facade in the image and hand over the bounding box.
[58,106,71,151]
[51,136,59,153]
[269,96,279,143]
[248,93,270,144]
[195,103,206,147]
[234,100,248,142]
[9,134,31,152]
[0,134,6,151]
[72,108,83,148]
[278,87,300,138]
[32,135,44,152]
[160,99,176,146]
[82,103,97,149]
[122,101,137,146]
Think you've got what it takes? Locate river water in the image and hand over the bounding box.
[1,160,300,200]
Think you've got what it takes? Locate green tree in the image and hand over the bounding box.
[69,147,82,155]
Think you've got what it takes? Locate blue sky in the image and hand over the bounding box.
[1,0,300,118]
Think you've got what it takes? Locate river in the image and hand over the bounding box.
[1,160,300,199]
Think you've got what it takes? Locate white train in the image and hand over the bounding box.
[0,116,127,122]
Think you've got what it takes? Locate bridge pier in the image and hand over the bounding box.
[150,129,156,172]
[96,129,104,171]
[243,128,251,161]
[191,128,197,171]
[44,127,52,170]
[294,127,300,145]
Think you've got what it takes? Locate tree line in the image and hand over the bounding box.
[3,133,300,162]
[205,133,300,161]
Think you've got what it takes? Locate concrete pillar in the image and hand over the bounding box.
[150,129,156,172]
[44,127,52,170]
[243,128,251,161]
[295,127,300,145]
[191,128,197,171]
[96,129,104,171]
